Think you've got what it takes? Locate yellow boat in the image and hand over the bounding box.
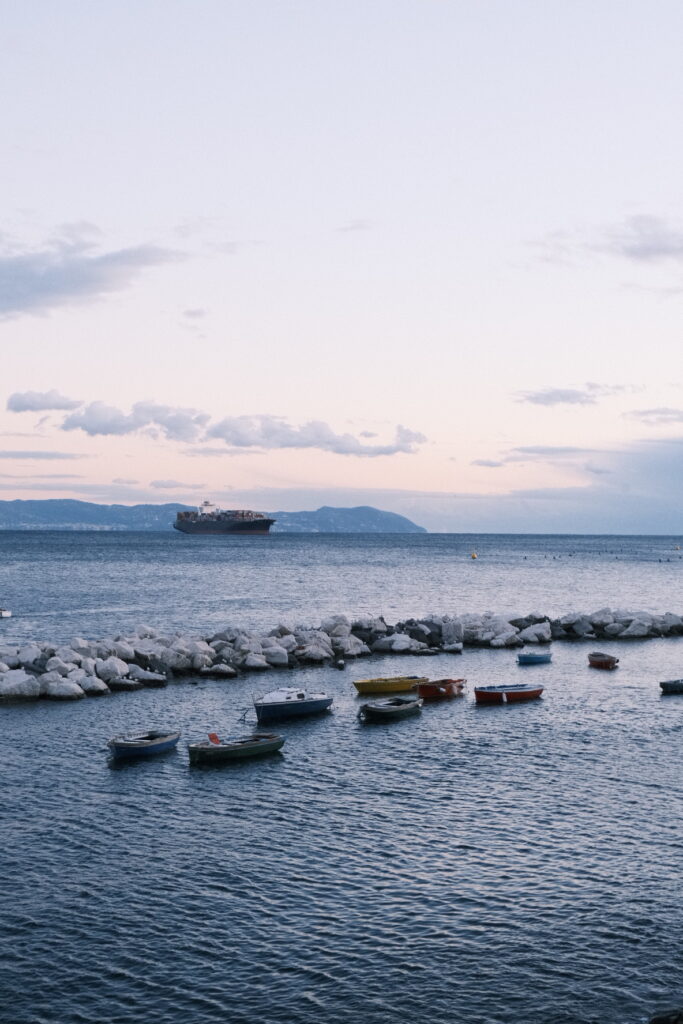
[353,675,428,695]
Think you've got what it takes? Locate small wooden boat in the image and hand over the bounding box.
[353,675,427,695]
[188,732,285,764]
[517,650,552,665]
[659,679,683,695]
[254,687,333,724]
[588,651,619,670]
[358,696,423,722]
[416,678,466,701]
[474,683,544,706]
[108,729,181,758]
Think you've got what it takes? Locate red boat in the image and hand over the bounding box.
[473,683,544,706]
[417,678,466,701]
[588,651,619,670]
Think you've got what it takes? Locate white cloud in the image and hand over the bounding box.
[517,383,627,407]
[627,407,683,425]
[0,227,180,318]
[150,479,204,489]
[0,450,86,460]
[206,417,426,456]
[58,397,426,457]
[62,401,209,442]
[598,216,683,263]
[7,389,82,412]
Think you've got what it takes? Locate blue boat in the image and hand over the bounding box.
[254,687,333,724]
[517,650,552,665]
[108,729,181,758]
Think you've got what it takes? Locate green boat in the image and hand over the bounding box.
[188,732,285,765]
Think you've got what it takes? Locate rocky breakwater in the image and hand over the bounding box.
[1,608,682,703]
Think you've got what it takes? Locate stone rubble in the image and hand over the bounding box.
[1,607,682,702]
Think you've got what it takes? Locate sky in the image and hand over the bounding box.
[1,0,682,532]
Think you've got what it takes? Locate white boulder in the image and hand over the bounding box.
[442,619,464,645]
[78,675,110,696]
[18,644,42,668]
[334,634,370,658]
[199,663,237,678]
[45,657,72,677]
[321,615,352,638]
[43,678,85,700]
[242,653,269,670]
[621,618,652,638]
[518,621,552,644]
[264,645,290,667]
[96,656,130,682]
[0,669,41,700]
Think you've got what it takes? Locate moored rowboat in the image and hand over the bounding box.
[358,696,423,722]
[416,678,465,701]
[588,651,619,670]
[353,675,427,695]
[517,651,552,665]
[474,684,544,706]
[188,732,285,764]
[253,687,333,723]
[108,729,181,758]
[659,679,683,695]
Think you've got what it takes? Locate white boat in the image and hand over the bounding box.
[253,687,333,724]
[0,609,11,618]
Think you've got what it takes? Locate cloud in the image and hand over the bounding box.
[517,383,627,407]
[0,227,180,318]
[627,407,683,425]
[112,477,139,485]
[471,459,504,467]
[182,308,206,319]
[598,216,683,263]
[0,450,86,460]
[206,417,426,456]
[62,401,209,442]
[62,402,139,436]
[23,392,427,459]
[0,473,83,479]
[506,445,602,460]
[183,446,261,457]
[518,387,598,407]
[7,389,82,412]
[150,479,204,489]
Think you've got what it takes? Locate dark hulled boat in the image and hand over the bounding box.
[174,500,275,535]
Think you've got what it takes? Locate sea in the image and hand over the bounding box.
[2,531,683,1024]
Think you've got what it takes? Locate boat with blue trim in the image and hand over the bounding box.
[517,651,552,665]
[108,729,181,758]
[253,687,333,724]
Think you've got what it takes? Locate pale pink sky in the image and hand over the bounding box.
[1,1,682,531]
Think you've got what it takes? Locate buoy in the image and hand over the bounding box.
[471,552,477,560]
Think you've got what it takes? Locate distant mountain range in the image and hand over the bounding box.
[0,500,426,534]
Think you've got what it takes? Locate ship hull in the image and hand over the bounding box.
[174,520,274,535]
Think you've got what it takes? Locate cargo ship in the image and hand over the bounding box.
[174,501,276,535]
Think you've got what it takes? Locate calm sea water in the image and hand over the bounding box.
[0,531,682,643]
[2,532,683,1024]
